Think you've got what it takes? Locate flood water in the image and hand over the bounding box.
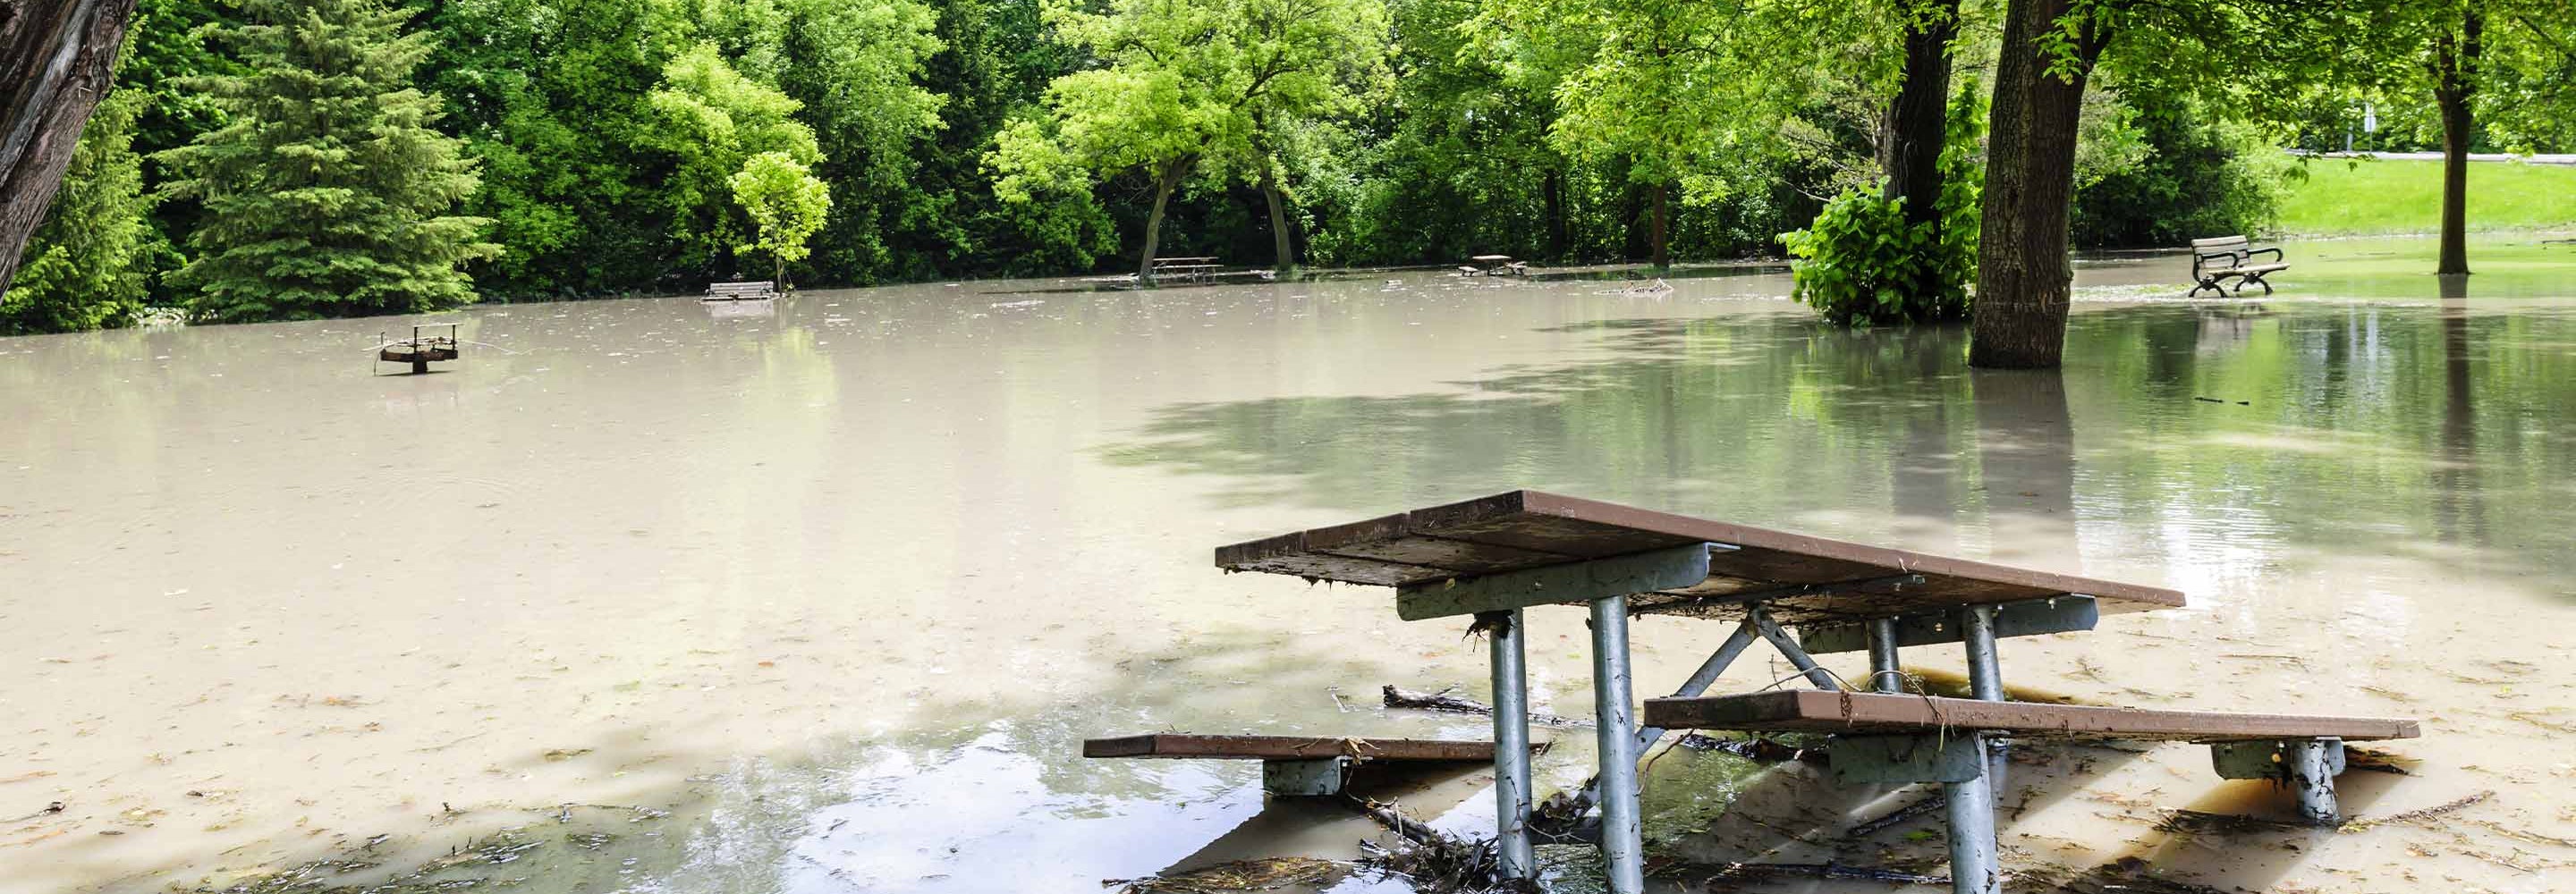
[4,234,2573,893]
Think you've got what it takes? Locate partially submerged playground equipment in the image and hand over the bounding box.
[375,323,460,375]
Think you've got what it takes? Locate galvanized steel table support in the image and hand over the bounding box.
[1750,606,1839,690]
[1481,608,1537,879]
[1960,604,2009,790]
[1590,593,1647,894]
[1261,757,1351,796]
[1867,616,1903,693]
[2213,738,2346,826]
[1942,732,2002,894]
[1631,617,1760,753]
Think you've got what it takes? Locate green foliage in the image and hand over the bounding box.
[988,0,1394,244]
[730,151,834,282]
[2072,88,2292,248]
[647,43,824,274]
[1782,190,1973,326]
[1,89,157,334]
[157,0,498,322]
[1781,74,1982,328]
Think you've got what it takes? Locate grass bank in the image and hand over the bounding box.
[2275,157,2576,236]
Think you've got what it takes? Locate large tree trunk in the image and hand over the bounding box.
[1260,159,1293,274]
[1542,166,1567,261]
[1138,156,1191,283]
[2430,8,2480,276]
[1649,181,1670,268]
[0,0,138,296]
[1969,0,2106,370]
[1882,0,1961,228]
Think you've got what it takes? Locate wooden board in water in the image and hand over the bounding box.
[1642,690,2419,742]
[1082,734,1496,762]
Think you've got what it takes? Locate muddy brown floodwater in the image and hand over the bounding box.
[4,234,2573,894]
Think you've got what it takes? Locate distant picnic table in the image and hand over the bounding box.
[1460,254,1530,276]
[1150,256,1223,283]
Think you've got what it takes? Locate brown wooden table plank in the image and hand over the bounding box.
[1641,691,2419,742]
[1081,734,1496,762]
[1214,490,2185,620]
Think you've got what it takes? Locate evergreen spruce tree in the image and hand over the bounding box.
[157,0,496,322]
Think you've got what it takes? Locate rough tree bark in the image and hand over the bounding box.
[1969,0,2110,369]
[2429,6,2481,276]
[0,0,139,297]
[1137,156,1194,283]
[1881,0,1962,229]
[1259,158,1293,274]
[1542,166,1567,261]
[1649,181,1670,268]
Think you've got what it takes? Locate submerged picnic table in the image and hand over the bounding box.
[1216,490,2414,894]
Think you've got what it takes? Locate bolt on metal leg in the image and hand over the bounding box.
[1589,595,1645,894]
[1942,732,2001,894]
[1868,616,1903,693]
[1482,609,1536,879]
[2286,738,2342,826]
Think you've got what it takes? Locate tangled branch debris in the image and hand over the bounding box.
[1381,685,1589,728]
[1104,857,1347,893]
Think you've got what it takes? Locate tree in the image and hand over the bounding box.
[730,150,832,283]
[2381,1,2572,275]
[1,85,153,333]
[1476,0,1856,268]
[646,42,823,276]
[0,0,139,297]
[157,0,496,322]
[989,0,1392,281]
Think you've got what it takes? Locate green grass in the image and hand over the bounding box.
[2274,158,2576,236]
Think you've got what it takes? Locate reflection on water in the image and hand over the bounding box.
[2,235,2572,893]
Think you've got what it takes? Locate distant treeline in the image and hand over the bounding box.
[2,0,2563,334]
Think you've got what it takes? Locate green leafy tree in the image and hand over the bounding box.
[157,0,496,321]
[0,87,155,334]
[989,0,1393,281]
[1475,0,1860,268]
[646,42,823,276]
[729,151,833,283]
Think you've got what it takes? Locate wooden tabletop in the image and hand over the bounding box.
[1215,490,2183,623]
[1082,733,1496,762]
[1643,690,2419,742]
[1471,255,1515,262]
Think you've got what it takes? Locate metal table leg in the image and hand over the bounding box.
[1942,731,2001,894]
[1589,594,1645,894]
[1482,609,1536,879]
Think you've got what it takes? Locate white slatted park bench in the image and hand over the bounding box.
[2188,235,2289,297]
[1082,733,1496,796]
[703,280,779,301]
[1207,490,2420,894]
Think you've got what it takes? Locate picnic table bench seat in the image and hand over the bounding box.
[1644,689,2419,743]
[1083,733,1496,796]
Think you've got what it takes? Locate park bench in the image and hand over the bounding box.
[703,280,778,301]
[1205,490,2419,894]
[1082,733,1496,796]
[2188,235,2289,297]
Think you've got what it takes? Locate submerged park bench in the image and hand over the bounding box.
[2188,235,2290,297]
[1083,734,1496,796]
[703,280,779,300]
[1201,490,2419,894]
